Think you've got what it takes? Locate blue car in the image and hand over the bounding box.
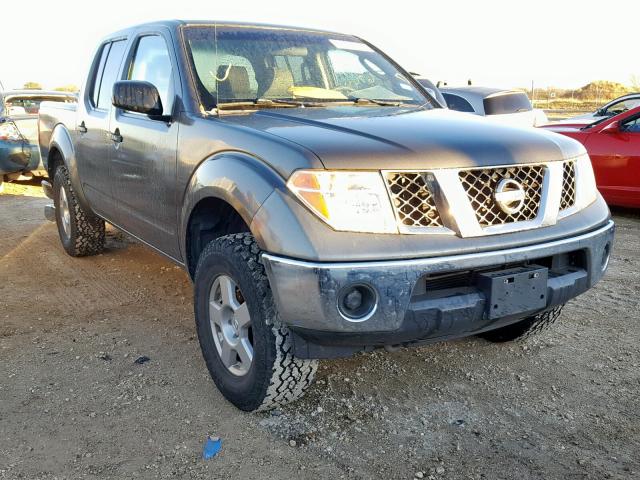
[0,90,76,186]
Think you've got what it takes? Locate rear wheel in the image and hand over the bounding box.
[194,233,318,411]
[53,165,105,257]
[478,305,564,342]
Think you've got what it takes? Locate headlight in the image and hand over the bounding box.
[573,154,598,211]
[287,170,397,233]
[0,122,22,142]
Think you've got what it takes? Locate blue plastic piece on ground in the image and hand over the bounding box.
[202,436,222,460]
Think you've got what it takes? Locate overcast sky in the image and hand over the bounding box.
[1,0,638,91]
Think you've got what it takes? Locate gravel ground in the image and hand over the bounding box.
[1,181,638,479]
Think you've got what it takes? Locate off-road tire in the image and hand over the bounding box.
[53,165,105,257]
[194,232,318,411]
[478,305,564,343]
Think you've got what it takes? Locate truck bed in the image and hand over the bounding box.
[38,101,77,172]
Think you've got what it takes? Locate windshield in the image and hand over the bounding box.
[183,25,432,110]
[602,97,640,116]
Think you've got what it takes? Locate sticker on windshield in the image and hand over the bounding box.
[329,39,374,52]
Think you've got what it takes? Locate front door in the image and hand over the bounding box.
[108,31,180,257]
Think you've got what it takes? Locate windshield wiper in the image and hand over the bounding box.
[216,98,327,111]
[581,117,609,130]
[255,98,309,108]
[213,98,306,114]
[351,97,403,107]
[215,97,409,113]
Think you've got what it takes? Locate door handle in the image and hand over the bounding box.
[111,128,123,143]
[78,121,87,133]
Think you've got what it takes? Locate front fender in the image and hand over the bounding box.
[179,151,286,261]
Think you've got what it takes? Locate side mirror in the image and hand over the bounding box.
[601,120,620,134]
[112,81,164,117]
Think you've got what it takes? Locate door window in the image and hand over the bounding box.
[127,35,173,113]
[90,44,109,107]
[96,40,127,110]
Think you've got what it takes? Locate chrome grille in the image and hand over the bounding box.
[458,165,545,227]
[385,172,443,228]
[560,161,576,210]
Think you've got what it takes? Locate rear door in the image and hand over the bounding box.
[586,110,640,207]
[108,30,180,256]
[75,39,128,218]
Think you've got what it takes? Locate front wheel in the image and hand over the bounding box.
[194,233,318,411]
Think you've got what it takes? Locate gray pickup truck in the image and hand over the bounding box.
[38,20,614,412]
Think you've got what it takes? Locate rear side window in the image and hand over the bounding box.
[442,93,475,113]
[483,93,531,115]
[96,40,127,110]
[127,35,174,112]
[90,44,109,107]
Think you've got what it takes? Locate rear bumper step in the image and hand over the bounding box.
[44,204,55,222]
[41,179,53,199]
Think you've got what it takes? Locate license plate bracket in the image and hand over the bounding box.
[477,265,548,319]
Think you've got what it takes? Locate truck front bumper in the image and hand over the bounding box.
[262,220,615,358]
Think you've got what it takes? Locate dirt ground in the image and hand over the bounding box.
[1,181,638,480]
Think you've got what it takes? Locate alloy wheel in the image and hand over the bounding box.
[209,274,253,376]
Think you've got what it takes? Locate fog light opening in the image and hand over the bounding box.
[337,284,378,322]
[601,242,611,272]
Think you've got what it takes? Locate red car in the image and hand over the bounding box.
[542,105,640,208]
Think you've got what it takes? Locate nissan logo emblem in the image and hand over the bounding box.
[494,178,526,214]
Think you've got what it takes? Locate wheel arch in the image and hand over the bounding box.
[47,125,92,212]
[180,151,286,278]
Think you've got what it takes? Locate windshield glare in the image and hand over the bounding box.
[183,26,430,109]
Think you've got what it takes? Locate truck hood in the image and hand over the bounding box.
[221,106,584,170]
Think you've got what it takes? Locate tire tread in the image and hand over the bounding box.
[54,166,105,257]
[479,305,564,343]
